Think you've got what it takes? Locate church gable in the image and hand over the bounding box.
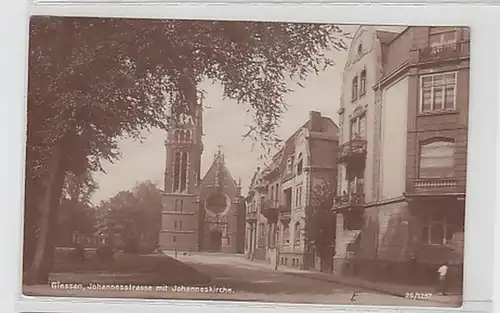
[198,149,238,200]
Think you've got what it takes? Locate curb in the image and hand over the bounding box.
[283,272,460,305]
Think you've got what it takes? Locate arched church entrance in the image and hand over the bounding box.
[208,230,223,252]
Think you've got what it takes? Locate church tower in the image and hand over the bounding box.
[159,101,203,252]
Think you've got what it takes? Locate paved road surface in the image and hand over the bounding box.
[23,252,459,307]
[161,252,458,307]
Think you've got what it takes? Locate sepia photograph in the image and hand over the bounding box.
[22,16,469,308]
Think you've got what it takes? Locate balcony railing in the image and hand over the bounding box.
[339,139,367,164]
[417,41,470,63]
[414,179,457,190]
[246,211,258,222]
[335,192,365,208]
[261,199,280,223]
[253,179,268,192]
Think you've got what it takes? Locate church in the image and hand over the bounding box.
[158,104,246,254]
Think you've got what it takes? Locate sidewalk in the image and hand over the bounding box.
[235,256,461,306]
[283,270,461,305]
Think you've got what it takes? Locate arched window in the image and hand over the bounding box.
[352,76,359,101]
[360,69,367,96]
[419,139,455,178]
[173,151,181,191]
[179,130,185,142]
[180,152,188,191]
[296,153,303,175]
[174,130,180,142]
[294,222,301,246]
[185,130,191,142]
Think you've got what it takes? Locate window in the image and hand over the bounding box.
[174,220,177,229]
[227,236,230,245]
[174,199,184,211]
[360,69,367,96]
[350,113,366,139]
[295,186,302,208]
[180,152,188,191]
[296,153,303,175]
[429,28,457,47]
[185,130,191,142]
[357,44,363,55]
[422,211,453,245]
[173,236,177,243]
[286,157,294,173]
[294,222,301,246]
[174,130,180,141]
[352,76,359,101]
[173,152,181,191]
[419,140,454,178]
[420,72,457,112]
[179,220,183,230]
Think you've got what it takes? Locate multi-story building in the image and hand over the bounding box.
[334,26,469,287]
[244,168,270,260]
[246,111,339,270]
[159,101,246,254]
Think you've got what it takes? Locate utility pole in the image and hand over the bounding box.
[274,221,280,271]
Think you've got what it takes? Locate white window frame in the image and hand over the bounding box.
[419,72,458,113]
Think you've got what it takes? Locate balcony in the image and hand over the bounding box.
[246,211,258,223]
[261,199,279,223]
[334,192,365,211]
[417,41,470,63]
[253,179,268,193]
[278,205,292,226]
[410,179,460,197]
[339,139,367,166]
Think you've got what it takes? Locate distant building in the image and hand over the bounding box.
[334,26,469,287]
[246,111,339,270]
[159,102,246,253]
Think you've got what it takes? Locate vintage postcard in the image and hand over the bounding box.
[23,16,469,308]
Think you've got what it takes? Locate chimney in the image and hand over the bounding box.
[309,110,322,132]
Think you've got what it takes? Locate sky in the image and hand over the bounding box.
[90,24,404,204]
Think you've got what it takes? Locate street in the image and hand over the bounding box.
[160,252,456,306]
[23,252,459,307]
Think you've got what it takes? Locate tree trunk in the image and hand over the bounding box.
[24,145,66,285]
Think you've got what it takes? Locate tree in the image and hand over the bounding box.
[131,181,163,251]
[57,171,98,247]
[25,16,350,284]
[95,181,162,254]
[303,179,336,272]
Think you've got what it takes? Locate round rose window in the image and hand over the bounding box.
[205,192,228,214]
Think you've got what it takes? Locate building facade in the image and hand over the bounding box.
[159,102,246,254]
[245,111,339,270]
[334,26,469,287]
